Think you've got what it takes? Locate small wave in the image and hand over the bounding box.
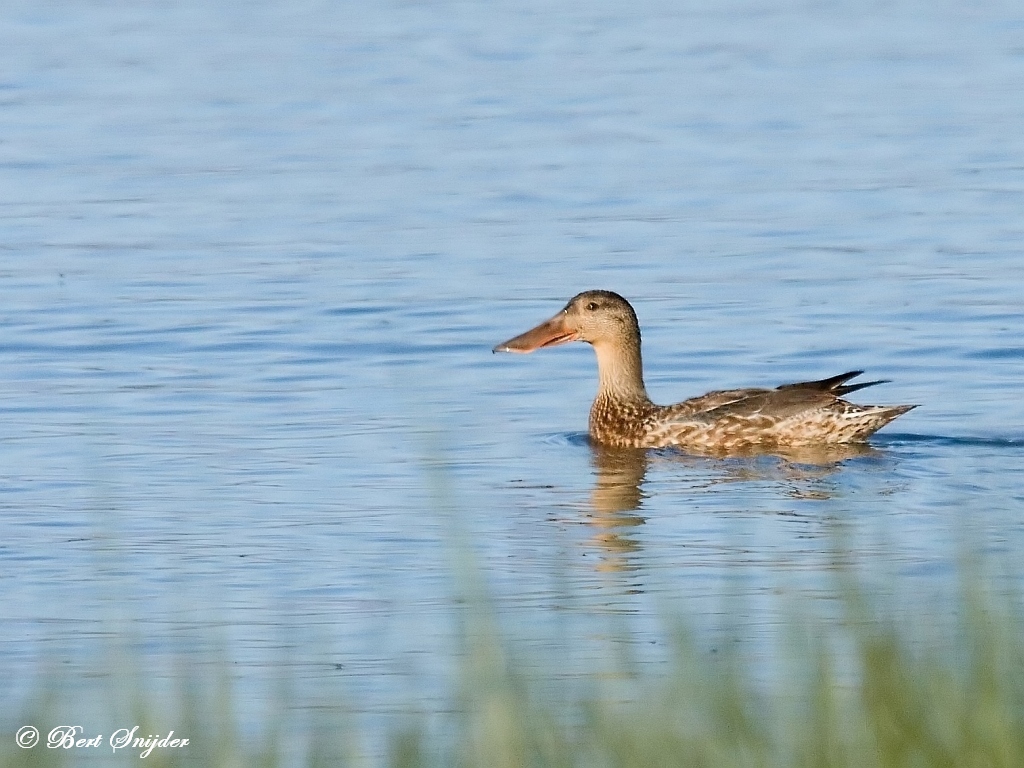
[874,433,1024,449]
[542,431,591,447]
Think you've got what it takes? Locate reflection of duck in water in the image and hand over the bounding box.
[494,291,916,452]
[589,440,877,513]
[586,445,648,572]
[583,441,875,571]
[589,444,648,515]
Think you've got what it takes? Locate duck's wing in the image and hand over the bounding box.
[664,385,835,424]
[652,371,914,444]
[661,387,776,418]
[667,371,891,420]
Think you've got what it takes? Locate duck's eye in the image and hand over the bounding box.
[586,302,598,311]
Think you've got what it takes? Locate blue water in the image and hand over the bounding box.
[2,0,1024,762]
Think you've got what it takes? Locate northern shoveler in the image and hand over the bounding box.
[493,290,916,451]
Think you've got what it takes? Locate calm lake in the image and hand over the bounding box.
[2,0,1024,761]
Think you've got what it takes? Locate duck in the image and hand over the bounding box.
[493,290,916,451]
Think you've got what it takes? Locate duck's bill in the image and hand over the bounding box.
[492,315,578,353]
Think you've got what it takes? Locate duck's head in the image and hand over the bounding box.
[493,290,641,354]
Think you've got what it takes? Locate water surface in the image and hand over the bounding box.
[2,0,1024,760]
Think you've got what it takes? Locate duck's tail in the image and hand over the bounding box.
[847,403,919,441]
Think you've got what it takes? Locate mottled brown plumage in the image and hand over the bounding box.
[493,290,916,451]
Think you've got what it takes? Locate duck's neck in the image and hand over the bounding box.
[592,338,651,405]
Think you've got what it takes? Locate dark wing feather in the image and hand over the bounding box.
[776,370,889,397]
